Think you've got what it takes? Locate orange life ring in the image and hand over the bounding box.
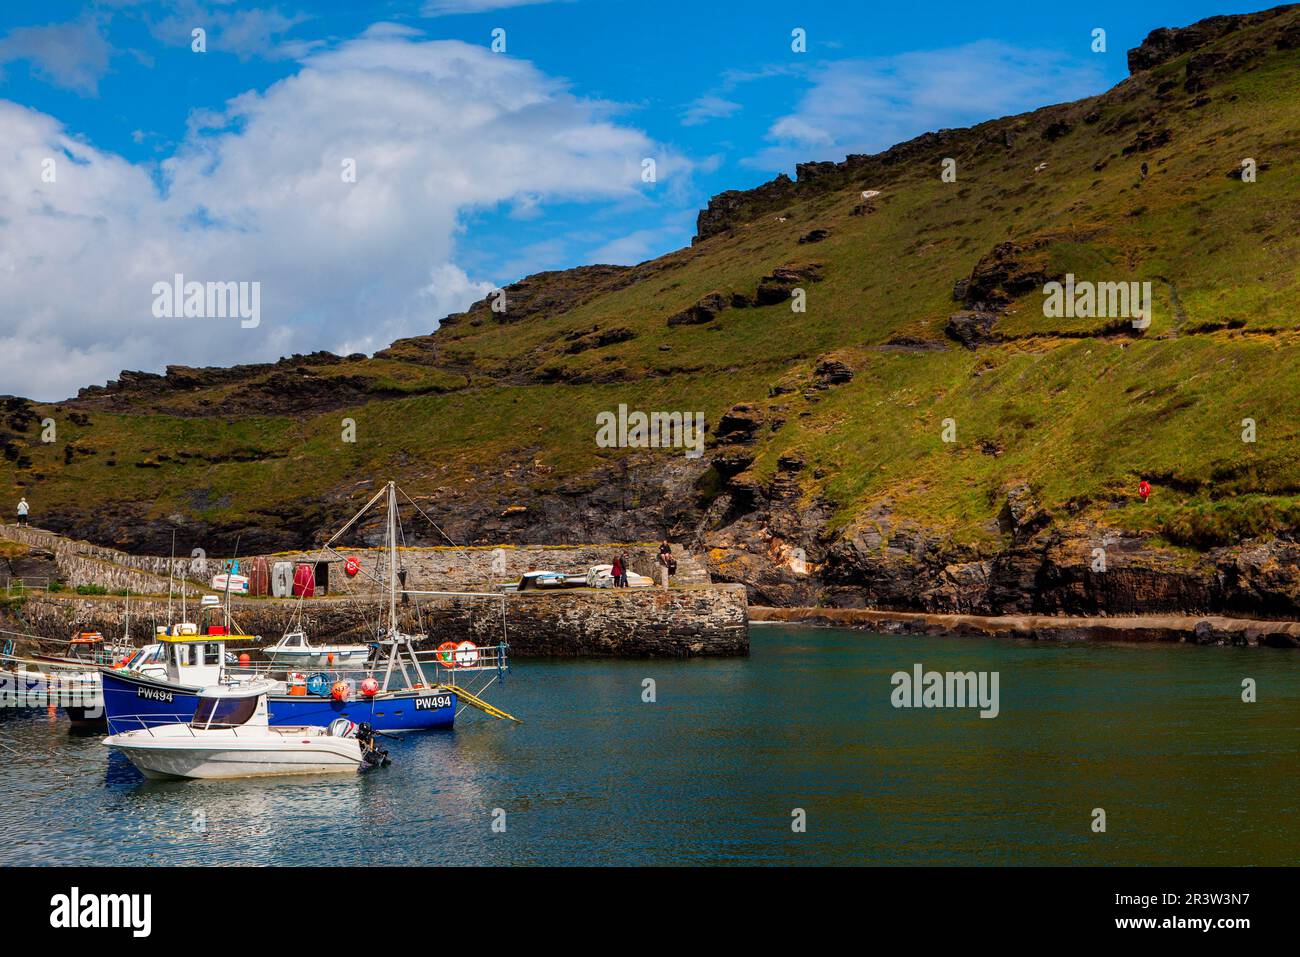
[435,642,458,667]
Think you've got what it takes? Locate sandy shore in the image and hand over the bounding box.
[749,606,1300,647]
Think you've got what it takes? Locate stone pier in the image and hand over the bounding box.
[9,585,749,658]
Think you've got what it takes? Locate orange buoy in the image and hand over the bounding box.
[360,677,378,697]
[344,556,360,576]
[331,680,348,701]
[435,641,458,667]
[239,653,250,665]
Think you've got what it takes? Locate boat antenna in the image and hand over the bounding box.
[167,529,176,627]
[223,533,242,631]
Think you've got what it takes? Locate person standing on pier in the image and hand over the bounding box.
[16,497,28,527]
[611,555,625,588]
[656,542,673,589]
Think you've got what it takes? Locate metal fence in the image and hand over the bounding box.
[2,576,50,597]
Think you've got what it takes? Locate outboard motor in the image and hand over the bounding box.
[328,717,357,738]
[356,721,391,773]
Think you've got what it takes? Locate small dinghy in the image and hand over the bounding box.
[104,681,362,780]
[210,572,249,594]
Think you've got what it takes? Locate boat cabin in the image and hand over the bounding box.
[158,632,228,687]
[155,605,235,685]
[273,631,308,650]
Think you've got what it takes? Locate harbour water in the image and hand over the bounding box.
[0,625,1295,866]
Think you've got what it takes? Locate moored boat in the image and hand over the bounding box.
[264,630,371,669]
[104,681,362,779]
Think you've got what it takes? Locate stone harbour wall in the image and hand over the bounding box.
[7,583,749,658]
[0,525,708,594]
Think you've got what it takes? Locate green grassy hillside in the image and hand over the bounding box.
[4,6,1300,612]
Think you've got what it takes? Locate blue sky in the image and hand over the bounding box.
[0,0,1270,398]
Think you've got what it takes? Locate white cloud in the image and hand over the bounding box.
[0,30,674,400]
[681,94,741,127]
[0,18,114,95]
[747,41,1106,170]
[585,211,696,266]
[420,0,559,16]
[146,3,316,61]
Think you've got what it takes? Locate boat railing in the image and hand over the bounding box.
[110,712,259,738]
[418,642,510,676]
[216,641,510,684]
[110,712,193,737]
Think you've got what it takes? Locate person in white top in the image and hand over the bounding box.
[16,497,29,526]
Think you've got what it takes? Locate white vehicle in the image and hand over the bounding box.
[264,630,371,669]
[103,681,362,780]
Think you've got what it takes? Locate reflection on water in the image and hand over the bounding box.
[0,627,1296,865]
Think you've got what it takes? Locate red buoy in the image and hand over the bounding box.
[239,653,250,665]
[360,677,379,697]
[331,680,348,701]
[1138,480,1151,501]
[344,556,360,577]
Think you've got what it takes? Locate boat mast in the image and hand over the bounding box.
[167,529,176,627]
[387,480,398,639]
[378,480,420,694]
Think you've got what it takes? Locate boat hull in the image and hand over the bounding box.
[106,731,361,780]
[102,670,456,734]
[265,648,372,669]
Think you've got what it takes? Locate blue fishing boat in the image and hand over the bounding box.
[101,657,460,734]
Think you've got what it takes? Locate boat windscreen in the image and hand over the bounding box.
[191,695,258,729]
[125,647,159,669]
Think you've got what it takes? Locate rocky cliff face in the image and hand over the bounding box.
[1126,5,1299,72]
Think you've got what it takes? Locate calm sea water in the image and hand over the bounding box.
[0,626,1295,866]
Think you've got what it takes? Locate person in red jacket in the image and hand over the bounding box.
[611,555,624,588]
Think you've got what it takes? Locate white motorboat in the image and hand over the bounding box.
[264,630,371,669]
[104,681,362,779]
